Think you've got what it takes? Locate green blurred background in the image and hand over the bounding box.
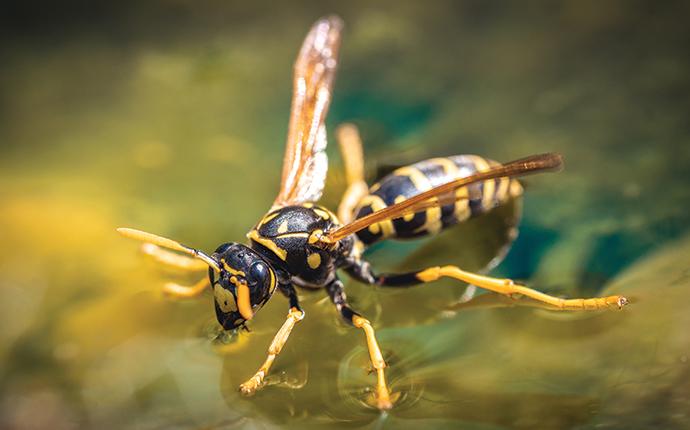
[1,1,689,429]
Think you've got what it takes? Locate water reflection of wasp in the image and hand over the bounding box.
[118,16,627,410]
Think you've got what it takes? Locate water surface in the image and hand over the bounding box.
[1,2,689,429]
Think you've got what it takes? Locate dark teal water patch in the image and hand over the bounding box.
[579,218,690,295]
[330,91,435,146]
[498,221,560,281]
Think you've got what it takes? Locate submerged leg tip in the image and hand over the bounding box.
[617,296,629,309]
[239,379,260,396]
[366,392,394,411]
[377,398,393,411]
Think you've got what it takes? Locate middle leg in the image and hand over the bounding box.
[326,277,394,410]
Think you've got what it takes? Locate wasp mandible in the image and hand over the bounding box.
[118,16,628,410]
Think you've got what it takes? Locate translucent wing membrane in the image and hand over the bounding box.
[325,153,564,243]
[273,16,343,208]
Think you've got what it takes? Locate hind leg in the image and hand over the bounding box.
[345,260,628,311]
[336,124,369,224]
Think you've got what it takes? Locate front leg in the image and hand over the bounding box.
[326,277,394,410]
[239,285,304,395]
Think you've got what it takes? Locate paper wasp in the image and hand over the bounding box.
[118,16,628,410]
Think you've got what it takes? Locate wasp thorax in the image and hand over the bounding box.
[211,242,277,330]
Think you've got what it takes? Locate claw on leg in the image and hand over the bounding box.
[239,355,275,396]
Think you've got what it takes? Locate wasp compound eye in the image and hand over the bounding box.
[247,261,277,306]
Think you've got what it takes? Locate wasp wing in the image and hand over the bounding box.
[325,153,564,243]
[272,16,343,208]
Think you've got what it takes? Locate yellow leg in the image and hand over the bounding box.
[416,266,628,310]
[239,307,304,395]
[352,315,393,410]
[446,290,583,312]
[336,123,369,224]
[162,276,209,298]
[141,243,209,271]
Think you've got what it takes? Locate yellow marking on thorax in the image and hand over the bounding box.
[301,202,314,208]
[307,252,322,269]
[274,232,310,240]
[277,220,289,234]
[260,212,280,226]
[314,206,340,225]
[247,230,287,261]
[313,208,330,220]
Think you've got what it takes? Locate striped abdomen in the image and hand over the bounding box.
[354,155,523,246]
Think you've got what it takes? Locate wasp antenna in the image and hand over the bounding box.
[117,227,220,271]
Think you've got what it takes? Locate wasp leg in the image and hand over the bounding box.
[326,278,394,410]
[239,288,304,396]
[446,290,584,312]
[141,243,209,271]
[137,243,209,298]
[336,124,369,224]
[344,259,628,311]
[162,276,209,298]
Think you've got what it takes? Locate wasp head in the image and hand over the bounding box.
[210,243,277,330]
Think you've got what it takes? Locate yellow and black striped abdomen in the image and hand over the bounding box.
[354,155,523,246]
